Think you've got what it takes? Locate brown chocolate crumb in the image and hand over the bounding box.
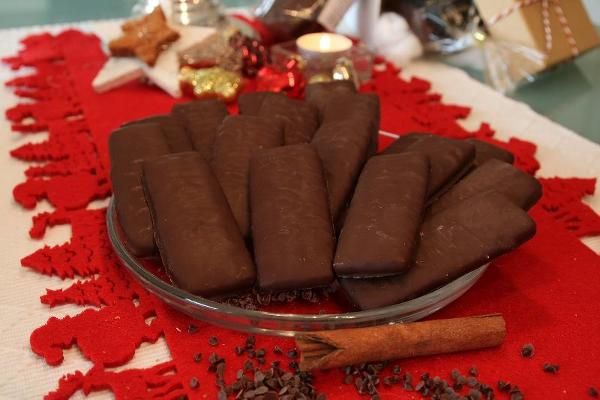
[193,352,202,363]
[208,336,219,346]
[509,385,524,400]
[469,366,479,377]
[189,376,199,389]
[287,348,298,359]
[589,387,599,398]
[467,376,479,387]
[542,363,560,374]
[521,343,535,358]
[498,380,511,392]
[246,335,256,349]
[187,324,198,334]
[273,345,282,355]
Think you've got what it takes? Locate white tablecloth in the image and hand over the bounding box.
[0,20,598,400]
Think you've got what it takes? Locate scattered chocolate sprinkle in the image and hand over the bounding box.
[392,365,401,375]
[246,335,256,349]
[208,352,220,365]
[287,348,298,359]
[451,369,461,381]
[467,376,479,387]
[521,343,535,358]
[247,350,257,359]
[193,352,202,363]
[208,336,219,346]
[414,380,425,392]
[589,387,599,398]
[498,380,511,392]
[235,346,245,356]
[187,324,198,334]
[189,376,199,389]
[469,366,479,377]
[222,287,333,310]
[256,348,266,358]
[273,345,282,355]
[542,363,560,374]
[289,361,299,371]
[509,387,524,400]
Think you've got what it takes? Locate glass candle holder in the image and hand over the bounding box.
[271,39,374,84]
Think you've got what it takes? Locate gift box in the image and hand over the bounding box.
[475,0,600,71]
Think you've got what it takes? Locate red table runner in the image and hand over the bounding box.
[4,30,600,400]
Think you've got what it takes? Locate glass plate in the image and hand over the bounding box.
[106,198,488,336]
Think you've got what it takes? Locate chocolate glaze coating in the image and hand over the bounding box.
[171,99,228,160]
[382,133,475,198]
[310,93,380,228]
[321,93,380,156]
[238,92,319,145]
[305,81,356,122]
[334,153,429,277]
[250,144,335,291]
[238,91,272,116]
[212,116,284,237]
[109,123,170,256]
[143,152,256,297]
[467,138,515,167]
[339,192,536,310]
[123,114,194,153]
[430,159,542,215]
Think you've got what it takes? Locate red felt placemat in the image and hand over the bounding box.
[4,30,600,400]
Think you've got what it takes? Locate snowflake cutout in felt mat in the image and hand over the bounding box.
[4,30,600,400]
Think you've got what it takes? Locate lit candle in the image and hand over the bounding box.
[296,33,353,60]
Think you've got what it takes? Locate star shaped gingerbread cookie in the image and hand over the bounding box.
[109,7,180,66]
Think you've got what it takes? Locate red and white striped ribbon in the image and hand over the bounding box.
[487,0,580,57]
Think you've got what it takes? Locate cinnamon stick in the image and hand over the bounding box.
[296,314,506,371]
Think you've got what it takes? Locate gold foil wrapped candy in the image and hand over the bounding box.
[179,66,243,102]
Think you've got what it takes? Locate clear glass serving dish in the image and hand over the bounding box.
[107,198,488,336]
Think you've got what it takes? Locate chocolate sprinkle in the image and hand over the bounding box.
[209,336,219,346]
[193,352,202,363]
[521,343,535,358]
[509,385,525,400]
[189,376,199,389]
[287,348,298,359]
[467,376,479,387]
[498,380,512,392]
[187,324,198,334]
[589,387,599,398]
[542,363,560,374]
[469,366,479,377]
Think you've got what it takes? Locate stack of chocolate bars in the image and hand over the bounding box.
[109,82,541,311]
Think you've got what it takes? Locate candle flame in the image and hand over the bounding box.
[319,35,332,51]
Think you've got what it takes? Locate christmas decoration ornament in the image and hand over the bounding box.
[179,66,243,102]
